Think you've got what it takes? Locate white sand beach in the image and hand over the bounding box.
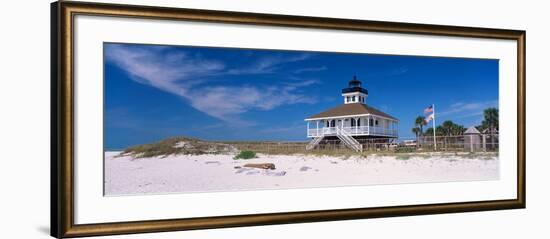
[104,151,498,196]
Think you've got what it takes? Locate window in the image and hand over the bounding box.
[351,118,355,127]
[357,118,361,126]
[369,119,373,126]
[352,96,356,102]
[346,96,350,102]
[375,120,379,126]
[359,96,362,102]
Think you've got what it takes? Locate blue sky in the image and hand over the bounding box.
[104,43,498,149]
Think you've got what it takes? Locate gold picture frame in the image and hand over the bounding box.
[51,1,526,238]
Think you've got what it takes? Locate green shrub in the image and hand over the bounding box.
[234,151,257,160]
[395,147,416,153]
[396,155,411,160]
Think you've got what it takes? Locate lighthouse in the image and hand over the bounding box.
[304,76,399,152]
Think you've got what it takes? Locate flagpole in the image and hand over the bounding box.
[433,104,437,151]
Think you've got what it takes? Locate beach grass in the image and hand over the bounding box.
[119,136,498,160]
[396,155,411,160]
[120,136,237,158]
[121,137,189,158]
[233,151,257,160]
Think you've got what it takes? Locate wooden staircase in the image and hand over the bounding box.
[306,135,324,150]
[306,128,363,152]
[336,128,363,152]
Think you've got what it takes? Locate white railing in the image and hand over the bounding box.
[305,135,324,150]
[336,127,363,152]
[307,126,397,137]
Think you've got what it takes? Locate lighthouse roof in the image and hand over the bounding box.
[342,76,368,94]
[306,103,398,120]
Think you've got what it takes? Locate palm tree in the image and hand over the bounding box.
[435,126,445,136]
[482,108,499,148]
[482,108,499,132]
[425,127,434,136]
[414,116,426,145]
[456,125,465,135]
[412,127,421,141]
[441,120,455,136]
[434,120,466,150]
[450,124,465,136]
[415,116,426,134]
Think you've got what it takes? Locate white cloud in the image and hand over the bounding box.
[391,66,409,75]
[294,66,327,74]
[105,44,224,94]
[225,53,314,75]
[105,44,319,125]
[439,100,498,118]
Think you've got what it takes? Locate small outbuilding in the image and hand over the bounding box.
[464,126,481,152]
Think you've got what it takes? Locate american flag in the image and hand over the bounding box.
[424,104,434,123]
[424,104,437,149]
[424,105,433,115]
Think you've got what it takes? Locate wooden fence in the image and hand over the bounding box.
[220,134,498,154]
[418,134,499,152]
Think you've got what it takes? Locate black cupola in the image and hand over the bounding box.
[342,75,368,94]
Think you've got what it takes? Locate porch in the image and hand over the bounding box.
[306,115,399,138]
[307,126,398,138]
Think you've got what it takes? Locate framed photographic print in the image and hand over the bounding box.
[51,1,526,238]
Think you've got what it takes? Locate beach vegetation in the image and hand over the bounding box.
[121,137,237,158]
[234,151,257,160]
[396,155,411,160]
[424,121,464,137]
[479,107,499,149]
[395,147,415,153]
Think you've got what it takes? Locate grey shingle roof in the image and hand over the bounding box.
[464,126,481,134]
[307,103,398,120]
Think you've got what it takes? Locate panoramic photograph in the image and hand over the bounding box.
[103,42,499,196]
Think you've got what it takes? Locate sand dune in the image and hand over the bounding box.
[104,151,498,196]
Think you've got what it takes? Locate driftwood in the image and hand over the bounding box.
[243,163,276,170]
